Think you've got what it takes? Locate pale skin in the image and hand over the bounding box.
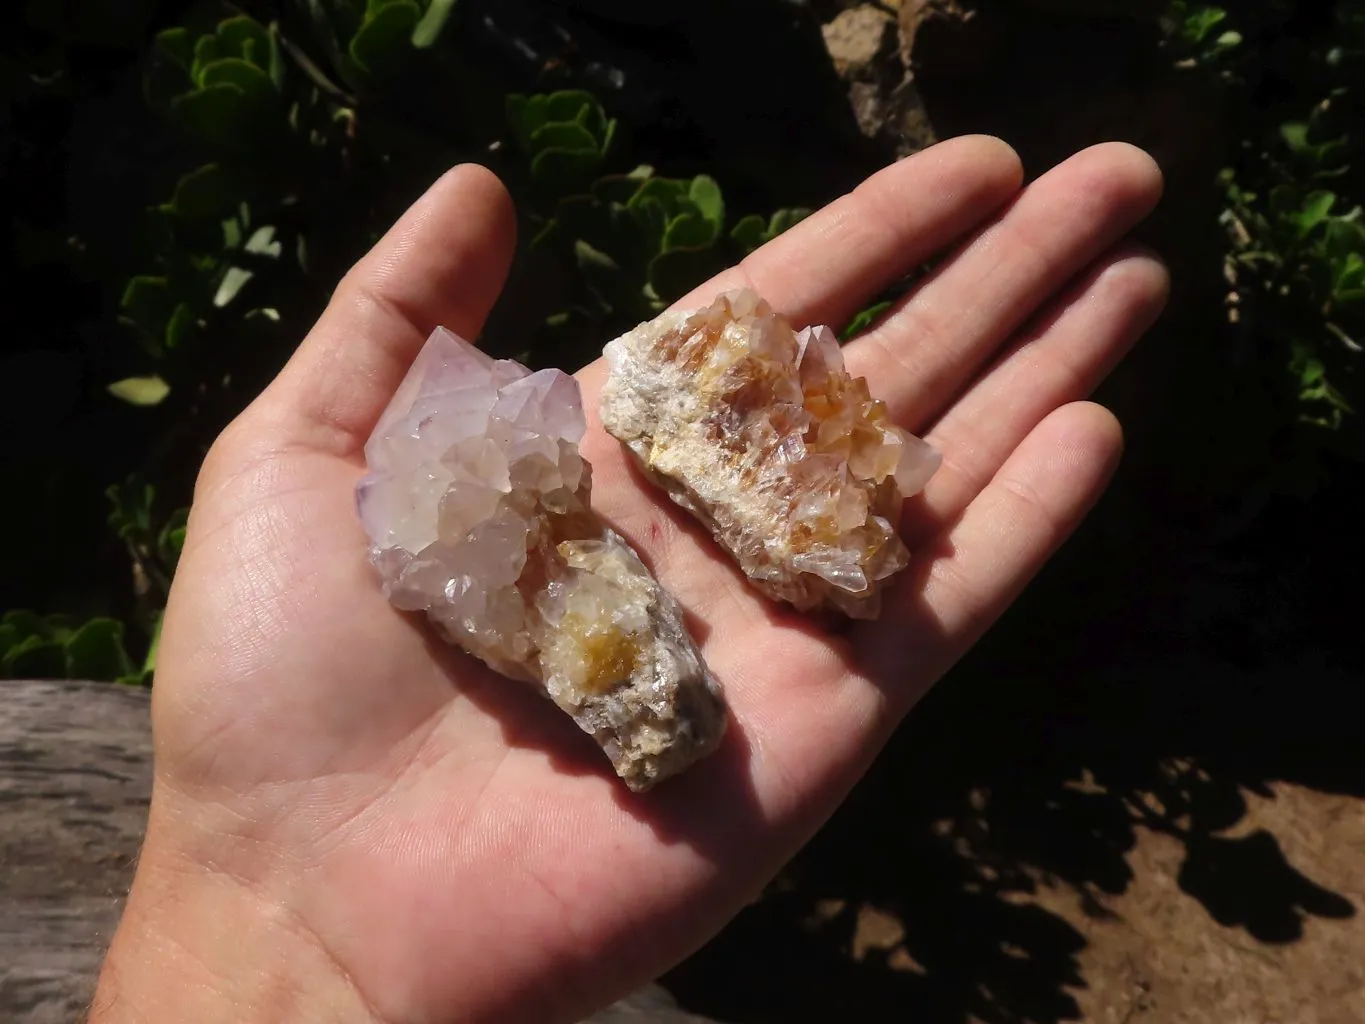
[91,136,1167,1024]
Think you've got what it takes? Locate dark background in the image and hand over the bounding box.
[3,1,1363,1020]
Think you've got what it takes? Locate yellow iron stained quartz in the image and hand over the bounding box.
[599,289,941,619]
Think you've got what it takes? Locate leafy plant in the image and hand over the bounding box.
[23,1,826,687]
[841,300,894,340]
[731,208,814,256]
[1164,3,1242,65]
[0,474,182,683]
[527,160,811,349]
[1210,1,1365,442]
[0,610,142,684]
[106,475,189,612]
[507,90,618,198]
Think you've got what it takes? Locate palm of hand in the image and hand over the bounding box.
[140,138,1164,1023]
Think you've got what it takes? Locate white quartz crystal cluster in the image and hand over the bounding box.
[599,289,941,619]
[357,327,725,791]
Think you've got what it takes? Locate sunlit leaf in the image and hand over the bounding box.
[688,175,725,230]
[842,300,893,340]
[349,1,420,78]
[108,376,171,406]
[214,266,254,307]
[412,0,458,48]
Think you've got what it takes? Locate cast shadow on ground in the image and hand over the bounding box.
[656,8,1362,1023]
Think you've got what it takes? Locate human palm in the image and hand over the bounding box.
[99,137,1166,1024]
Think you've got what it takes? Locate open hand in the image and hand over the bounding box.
[94,136,1166,1024]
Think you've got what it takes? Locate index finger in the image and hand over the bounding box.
[674,134,1022,330]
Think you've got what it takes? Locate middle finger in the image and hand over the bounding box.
[844,142,1163,432]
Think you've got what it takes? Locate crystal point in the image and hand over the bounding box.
[599,289,941,619]
[359,329,726,791]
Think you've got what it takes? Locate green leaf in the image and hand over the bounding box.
[573,240,627,310]
[629,177,689,211]
[208,226,280,309]
[506,94,547,153]
[1325,217,1365,260]
[216,15,271,67]
[688,176,725,230]
[533,88,612,152]
[731,207,811,255]
[214,267,254,307]
[137,611,165,683]
[157,508,190,567]
[1280,120,1349,170]
[171,83,254,151]
[303,0,355,82]
[3,610,47,640]
[166,303,195,350]
[730,214,767,254]
[64,619,135,682]
[266,22,286,90]
[532,149,603,191]
[349,0,421,78]
[43,614,78,644]
[278,22,350,98]
[145,40,195,110]
[199,57,275,104]
[767,207,812,238]
[192,34,222,83]
[106,478,155,541]
[108,376,171,406]
[648,247,723,305]
[1280,121,1311,153]
[1336,252,1365,289]
[574,239,620,274]
[412,0,458,47]
[2,635,66,679]
[1182,6,1226,44]
[244,225,282,257]
[842,300,893,339]
[530,121,597,154]
[545,90,595,124]
[155,26,194,70]
[120,276,172,334]
[662,211,717,252]
[527,115,607,194]
[593,171,651,206]
[1297,190,1336,237]
[629,197,671,257]
[552,197,614,254]
[170,164,238,223]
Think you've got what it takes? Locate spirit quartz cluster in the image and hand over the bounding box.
[358,289,938,789]
[600,289,941,619]
[357,328,725,791]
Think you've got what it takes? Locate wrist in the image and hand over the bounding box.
[91,824,381,1024]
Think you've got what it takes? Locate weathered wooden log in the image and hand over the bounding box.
[2,680,151,1024]
[0,680,718,1024]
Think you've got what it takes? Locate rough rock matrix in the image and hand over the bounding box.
[357,328,725,791]
[599,289,941,619]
